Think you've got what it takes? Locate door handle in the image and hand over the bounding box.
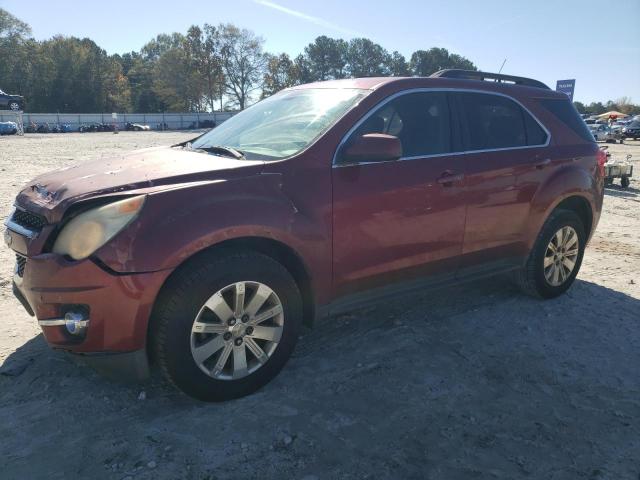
[535,158,551,169]
[436,172,465,186]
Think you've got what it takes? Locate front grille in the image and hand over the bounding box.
[15,254,26,277]
[11,209,47,231]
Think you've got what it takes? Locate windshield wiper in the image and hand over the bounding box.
[199,145,245,160]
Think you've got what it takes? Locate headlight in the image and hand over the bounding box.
[53,195,145,260]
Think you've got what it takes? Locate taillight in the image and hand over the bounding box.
[597,149,607,177]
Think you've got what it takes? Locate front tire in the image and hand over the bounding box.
[517,209,586,299]
[150,250,302,401]
[9,101,21,111]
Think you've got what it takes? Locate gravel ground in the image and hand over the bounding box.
[0,132,639,480]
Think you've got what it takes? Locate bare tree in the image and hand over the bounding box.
[615,96,634,115]
[219,24,266,109]
[0,8,31,37]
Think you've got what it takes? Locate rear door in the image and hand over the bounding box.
[453,91,550,270]
[332,91,467,298]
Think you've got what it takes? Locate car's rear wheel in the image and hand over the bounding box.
[150,250,302,401]
[8,101,21,111]
[516,209,586,298]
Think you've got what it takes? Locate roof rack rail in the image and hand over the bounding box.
[430,69,550,90]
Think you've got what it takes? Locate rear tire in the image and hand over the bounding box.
[9,101,20,111]
[621,176,630,189]
[150,250,302,402]
[516,209,586,299]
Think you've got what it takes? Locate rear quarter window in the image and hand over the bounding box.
[538,98,595,143]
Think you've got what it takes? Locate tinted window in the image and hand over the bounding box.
[538,98,595,143]
[523,111,548,145]
[459,92,527,150]
[346,91,451,158]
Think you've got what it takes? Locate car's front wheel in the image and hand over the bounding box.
[8,101,21,111]
[150,250,302,401]
[517,209,586,299]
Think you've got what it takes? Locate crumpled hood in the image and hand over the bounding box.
[16,146,265,222]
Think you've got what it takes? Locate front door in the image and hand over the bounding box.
[332,91,467,298]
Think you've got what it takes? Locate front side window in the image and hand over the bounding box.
[191,88,368,160]
[343,91,451,159]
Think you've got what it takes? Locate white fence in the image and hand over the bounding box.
[0,111,237,131]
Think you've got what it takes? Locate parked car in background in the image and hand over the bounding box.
[5,70,604,401]
[589,124,610,141]
[588,123,623,142]
[621,121,640,140]
[125,122,151,131]
[0,121,18,135]
[0,89,24,111]
[79,123,115,133]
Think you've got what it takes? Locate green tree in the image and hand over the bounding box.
[152,47,191,111]
[133,33,186,112]
[585,102,606,115]
[184,24,224,111]
[573,101,585,113]
[293,54,313,84]
[409,47,476,76]
[344,38,391,77]
[141,33,184,61]
[303,36,347,80]
[388,51,409,76]
[262,53,300,97]
[0,8,33,96]
[125,53,165,112]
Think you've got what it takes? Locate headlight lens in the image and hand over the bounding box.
[53,195,146,260]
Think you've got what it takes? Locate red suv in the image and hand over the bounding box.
[5,70,604,401]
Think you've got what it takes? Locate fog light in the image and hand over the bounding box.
[65,311,88,336]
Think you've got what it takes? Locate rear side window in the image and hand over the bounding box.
[538,98,595,143]
[348,91,451,157]
[458,92,526,150]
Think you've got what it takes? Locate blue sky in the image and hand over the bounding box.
[2,0,639,104]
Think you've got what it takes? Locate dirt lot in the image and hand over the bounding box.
[0,132,639,480]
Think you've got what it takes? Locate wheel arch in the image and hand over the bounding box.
[552,195,593,239]
[528,159,601,251]
[150,235,317,333]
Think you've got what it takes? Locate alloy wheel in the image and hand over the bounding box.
[543,226,579,287]
[190,281,284,380]
[9,102,20,111]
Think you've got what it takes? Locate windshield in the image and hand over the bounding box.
[191,88,368,160]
